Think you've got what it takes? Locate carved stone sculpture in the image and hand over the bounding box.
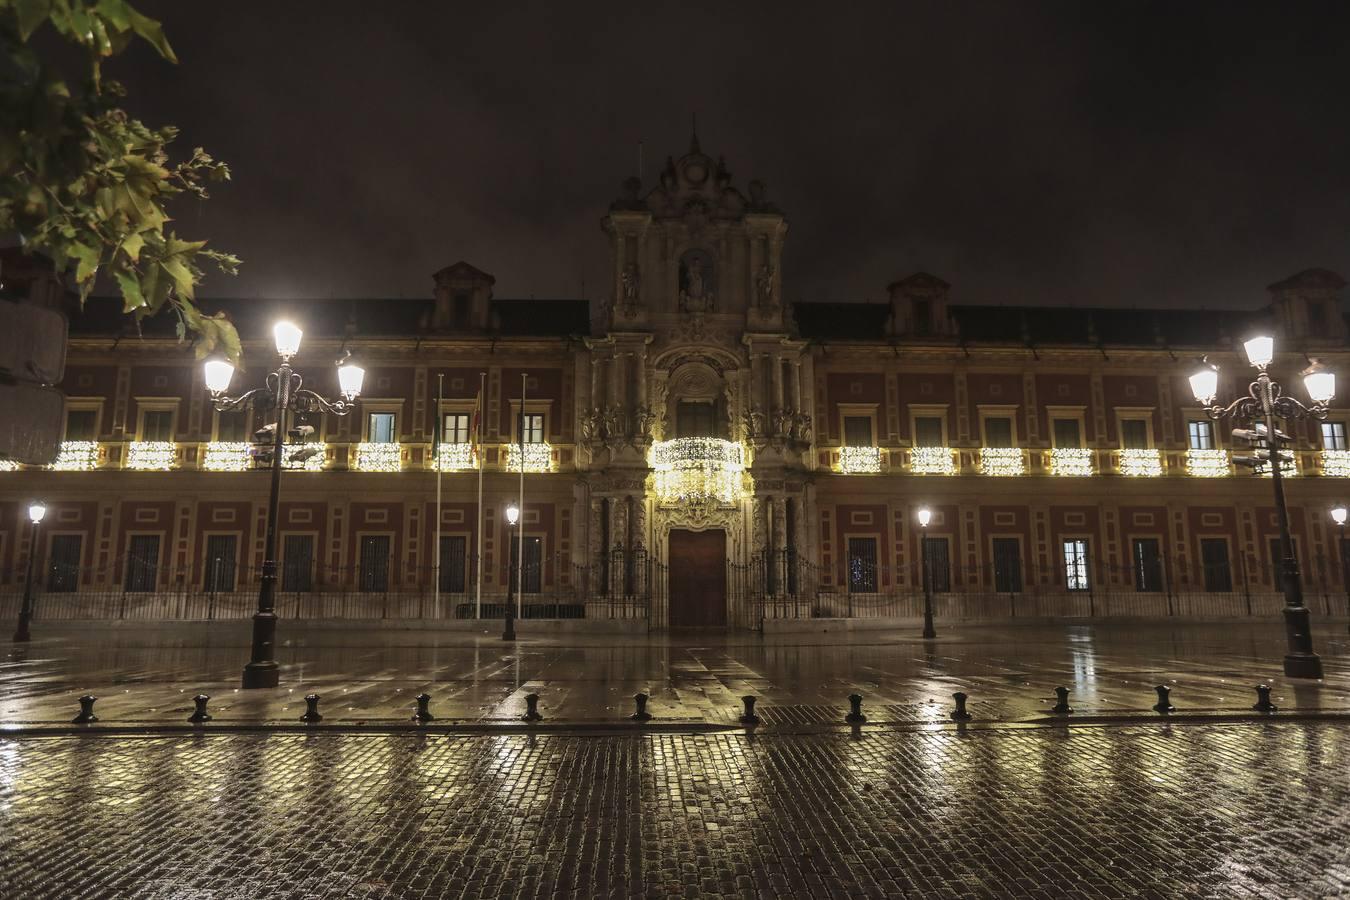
[620,263,640,317]
[755,264,776,310]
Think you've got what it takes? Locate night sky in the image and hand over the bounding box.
[115,2,1350,311]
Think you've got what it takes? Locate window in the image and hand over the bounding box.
[518,413,545,444]
[65,410,97,441]
[1053,419,1081,448]
[914,416,944,448]
[1200,539,1232,592]
[1132,538,1163,592]
[676,402,716,439]
[921,536,951,592]
[281,535,314,593]
[509,535,543,593]
[368,412,397,443]
[847,537,878,593]
[46,534,83,592]
[140,409,174,441]
[1120,419,1150,450]
[443,413,471,444]
[124,535,161,592]
[202,535,238,592]
[439,535,467,593]
[1188,420,1215,450]
[843,416,874,447]
[1063,539,1089,591]
[359,535,391,591]
[984,417,1014,448]
[912,299,931,336]
[1322,421,1348,451]
[216,410,249,442]
[452,291,471,327]
[992,538,1022,592]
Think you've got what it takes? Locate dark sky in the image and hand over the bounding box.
[116,1,1350,310]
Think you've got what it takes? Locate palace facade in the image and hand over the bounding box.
[3,137,1350,629]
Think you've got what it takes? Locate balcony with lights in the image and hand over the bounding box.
[1117,448,1162,477]
[436,443,477,471]
[1322,450,1350,477]
[50,441,101,471]
[1186,449,1230,477]
[126,441,178,471]
[836,446,884,474]
[354,442,403,472]
[650,438,745,505]
[1047,448,1094,476]
[907,446,956,475]
[506,442,555,473]
[978,448,1025,477]
[203,442,252,472]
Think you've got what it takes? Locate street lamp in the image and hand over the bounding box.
[1331,506,1349,634]
[205,321,364,688]
[1190,337,1334,678]
[12,502,47,642]
[503,504,519,641]
[917,506,935,639]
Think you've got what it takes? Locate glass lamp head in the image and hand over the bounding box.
[338,363,365,400]
[917,507,932,528]
[1188,367,1219,405]
[203,359,235,395]
[28,502,47,524]
[1304,370,1335,405]
[273,321,303,358]
[1243,335,1274,368]
[505,504,520,526]
[1332,506,1348,527]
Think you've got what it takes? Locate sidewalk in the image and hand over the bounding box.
[3,620,1348,731]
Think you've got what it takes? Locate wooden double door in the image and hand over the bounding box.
[667,529,727,627]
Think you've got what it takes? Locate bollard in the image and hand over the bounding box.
[739,695,760,725]
[413,692,435,722]
[951,692,972,721]
[300,693,323,723]
[1152,685,1175,715]
[1051,686,1073,715]
[630,693,652,722]
[72,694,98,724]
[521,693,542,722]
[188,694,212,724]
[1252,684,1278,714]
[845,693,867,724]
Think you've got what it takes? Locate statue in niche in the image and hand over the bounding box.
[678,250,714,313]
[755,263,776,310]
[634,406,655,443]
[620,263,640,317]
[579,408,601,445]
[603,406,627,444]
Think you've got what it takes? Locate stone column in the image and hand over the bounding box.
[790,360,802,414]
[749,353,763,411]
[771,355,784,412]
[590,357,602,410]
[634,352,647,408]
[608,351,622,411]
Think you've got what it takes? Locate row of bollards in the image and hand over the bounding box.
[66,682,1285,726]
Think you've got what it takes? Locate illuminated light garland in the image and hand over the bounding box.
[979,447,1025,476]
[50,441,100,471]
[1186,449,1230,478]
[1322,450,1350,477]
[837,446,883,474]
[203,441,251,472]
[436,442,476,471]
[650,438,745,504]
[1049,448,1093,476]
[285,442,327,471]
[127,441,177,470]
[1260,452,1298,478]
[355,442,403,472]
[909,446,955,475]
[507,441,554,472]
[0,459,18,472]
[1119,448,1162,477]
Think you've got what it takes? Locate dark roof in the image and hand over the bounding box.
[791,302,891,340]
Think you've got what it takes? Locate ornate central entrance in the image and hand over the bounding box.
[668,528,727,627]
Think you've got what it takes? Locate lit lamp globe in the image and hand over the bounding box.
[1244,335,1275,369]
[1332,506,1348,527]
[28,502,47,524]
[204,359,235,395]
[1189,367,1219,405]
[338,363,365,400]
[1304,370,1336,405]
[917,507,932,528]
[273,321,303,358]
[505,504,520,527]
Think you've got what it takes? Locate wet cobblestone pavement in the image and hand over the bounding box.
[1,723,1348,898]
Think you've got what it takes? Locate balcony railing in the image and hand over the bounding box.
[650,437,745,504]
[1321,450,1350,477]
[50,440,101,471]
[127,441,178,471]
[506,441,554,472]
[1186,449,1230,478]
[1047,448,1094,476]
[436,442,476,471]
[354,442,403,472]
[1117,448,1162,477]
[202,441,251,472]
[836,446,884,474]
[979,448,1025,476]
[908,446,956,475]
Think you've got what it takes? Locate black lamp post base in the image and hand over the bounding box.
[242,660,280,689]
[1283,652,1324,680]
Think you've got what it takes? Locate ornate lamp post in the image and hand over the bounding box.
[1190,336,1335,679]
[204,322,364,688]
[917,506,936,639]
[12,502,47,642]
[1331,506,1349,634]
[503,504,519,641]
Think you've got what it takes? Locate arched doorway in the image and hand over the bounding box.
[668,529,727,627]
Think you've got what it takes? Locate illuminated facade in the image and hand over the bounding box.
[2,139,1350,629]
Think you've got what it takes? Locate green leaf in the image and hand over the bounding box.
[119,231,144,261]
[115,268,146,311]
[125,5,177,63]
[70,242,101,283]
[160,256,194,300]
[14,0,54,40]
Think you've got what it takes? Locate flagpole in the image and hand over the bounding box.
[517,372,526,622]
[475,371,485,620]
[434,373,443,620]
